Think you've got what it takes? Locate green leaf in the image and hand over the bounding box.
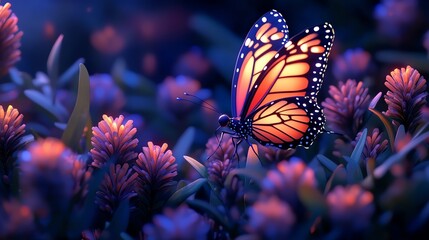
[187,199,232,229]
[345,157,363,184]
[395,125,406,144]
[350,128,367,163]
[324,164,347,194]
[317,154,338,172]
[368,92,382,109]
[100,199,130,240]
[368,108,395,151]
[374,131,429,178]
[61,64,91,153]
[24,89,68,121]
[224,168,265,189]
[9,68,23,86]
[47,34,64,102]
[183,155,207,178]
[166,178,207,207]
[58,58,85,87]
[173,127,195,166]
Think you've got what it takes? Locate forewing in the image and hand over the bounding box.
[241,22,335,118]
[232,9,289,117]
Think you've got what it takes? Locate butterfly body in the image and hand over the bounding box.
[220,9,334,149]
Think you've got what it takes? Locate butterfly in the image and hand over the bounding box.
[218,9,335,149]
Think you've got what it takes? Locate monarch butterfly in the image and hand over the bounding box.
[218,9,335,149]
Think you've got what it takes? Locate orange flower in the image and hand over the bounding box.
[262,158,316,205]
[327,185,374,231]
[90,25,125,55]
[247,196,296,239]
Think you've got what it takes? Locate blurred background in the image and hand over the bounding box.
[4,0,429,150]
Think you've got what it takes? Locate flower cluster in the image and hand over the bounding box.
[0,3,22,76]
[322,79,370,140]
[384,66,427,133]
[90,115,138,168]
[133,142,177,219]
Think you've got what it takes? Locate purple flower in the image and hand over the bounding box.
[0,105,26,175]
[333,48,372,81]
[18,138,78,220]
[0,199,35,238]
[90,74,126,117]
[90,115,138,168]
[261,158,316,205]
[322,79,370,140]
[143,205,210,240]
[133,142,177,217]
[95,163,138,214]
[352,128,388,163]
[327,185,375,231]
[384,66,427,133]
[205,134,243,188]
[246,196,296,239]
[0,3,22,76]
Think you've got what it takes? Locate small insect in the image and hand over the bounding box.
[218,9,335,149]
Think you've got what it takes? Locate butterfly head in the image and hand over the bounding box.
[218,114,230,127]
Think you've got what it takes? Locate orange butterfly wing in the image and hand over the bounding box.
[231,10,289,117]
[250,96,325,148]
[241,23,335,119]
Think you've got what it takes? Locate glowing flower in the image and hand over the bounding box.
[90,25,125,55]
[384,66,427,133]
[90,74,125,117]
[0,199,34,239]
[322,79,370,140]
[95,163,138,214]
[19,138,78,219]
[333,48,372,81]
[0,105,26,174]
[327,185,375,231]
[247,196,296,239]
[261,158,316,205]
[143,205,210,240]
[133,142,177,218]
[352,128,388,162]
[205,134,243,187]
[0,3,23,76]
[90,115,138,168]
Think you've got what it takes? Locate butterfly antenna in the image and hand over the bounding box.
[176,96,220,114]
[183,92,221,114]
